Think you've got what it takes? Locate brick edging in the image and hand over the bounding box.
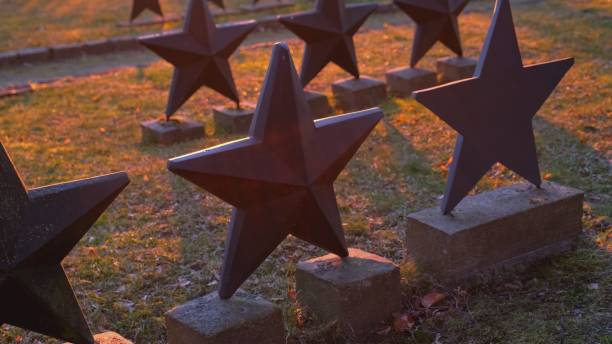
[0,3,398,69]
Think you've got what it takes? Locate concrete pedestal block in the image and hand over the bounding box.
[385,67,438,97]
[331,76,387,112]
[436,56,478,83]
[166,291,285,344]
[406,182,584,280]
[239,0,294,12]
[304,90,334,118]
[213,102,255,135]
[296,248,401,336]
[141,116,205,145]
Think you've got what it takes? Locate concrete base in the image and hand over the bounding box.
[385,67,438,97]
[239,1,294,13]
[331,76,387,112]
[66,332,133,344]
[304,90,334,119]
[166,291,285,344]
[296,248,401,336]
[436,56,478,83]
[140,116,205,145]
[406,182,584,281]
[213,103,255,135]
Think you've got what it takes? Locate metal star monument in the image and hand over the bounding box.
[130,0,163,22]
[0,142,130,344]
[279,0,378,87]
[140,0,256,119]
[394,0,470,67]
[413,0,574,214]
[168,43,383,299]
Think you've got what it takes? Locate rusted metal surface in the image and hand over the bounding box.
[140,0,256,119]
[413,0,574,214]
[168,43,383,299]
[0,142,129,343]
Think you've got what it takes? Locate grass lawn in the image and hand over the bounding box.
[0,0,358,52]
[0,0,610,343]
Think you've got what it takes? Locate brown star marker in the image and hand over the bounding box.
[413,0,574,214]
[394,0,470,67]
[279,0,378,86]
[140,0,256,119]
[168,43,383,299]
[0,142,129,344]
[130,0,163,22]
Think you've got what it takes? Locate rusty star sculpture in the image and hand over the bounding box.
[279,0,378,87]
[413,0,573,214]
[130,0,163,22]
[140,0,256,119]
[168,43,383,299]
[394,0,470,67]
[0,142,129,344]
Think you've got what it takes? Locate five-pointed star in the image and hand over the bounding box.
[279,0,378,87]
[130,0,163,22]
[413,0,573,214]
[168,43,382,299]
[0,142,129,344]
[394,0,470,67]
[140,0,256,118]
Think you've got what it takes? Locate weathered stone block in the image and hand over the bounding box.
[304,90,334,118]
[296,248,401,336]
[436,56,478,83]
[332,76,387,112]
[213,102,255,135]
[406,182,584,280]
[141,116,205,145]
[17,47,51,64]
[166,291,285,344]
[385,67,437,97]
[50,43,84,59]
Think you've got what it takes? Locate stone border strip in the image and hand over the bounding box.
[0,64,142,99]
[116,1,296,27]
[0,3,397,69]
[0,84,33,98]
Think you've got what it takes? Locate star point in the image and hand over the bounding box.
[130,0,163,22]
[168,43,382,299]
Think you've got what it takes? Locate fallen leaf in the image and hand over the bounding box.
[421,291,447,308]
[393,313,415,332]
